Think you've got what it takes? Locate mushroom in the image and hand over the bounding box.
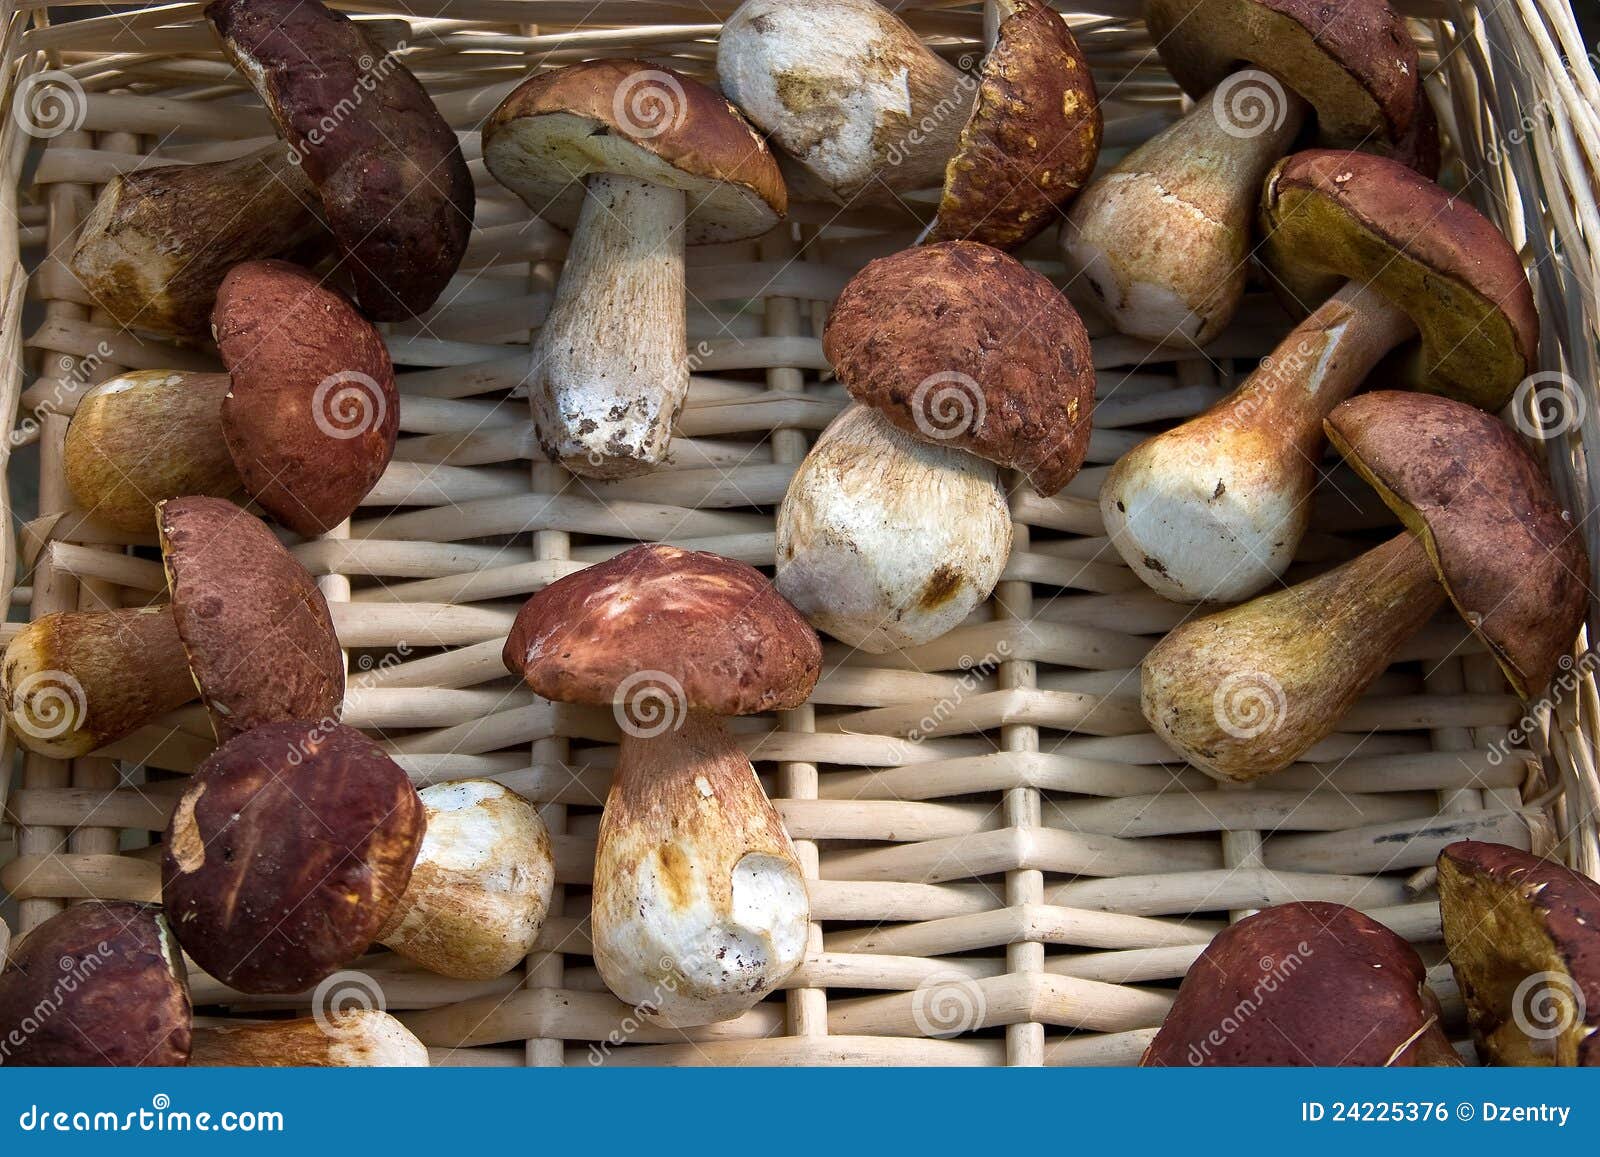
[191,1011,429,1067]
[0,902,190,1066]
[64,260,397,537]
[503,543,820,1026]
[70,144,331,338]
[1142,391,1589,782]
[206,0,473,320]
[720,0,1101,245]
[1143,901,1460,1066]
[374,780,556,981]
[163,721,426,996]
[2,496,344,759]
[482,60,786,479]
[1062,0,1435,346]
[1439,840,1600,1066]
[1102,149,1538,603]
[776,240,1091,651]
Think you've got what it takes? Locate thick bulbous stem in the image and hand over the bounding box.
[592,711,809,1027]
[530,174,688,479]
[1063,81,1305,347]
[1102,281,1417,603]
[1141,532,1445,782]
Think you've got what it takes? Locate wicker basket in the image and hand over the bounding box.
[0,0,1596,1067]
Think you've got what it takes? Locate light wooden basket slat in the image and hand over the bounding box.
[0,0,1595,1066]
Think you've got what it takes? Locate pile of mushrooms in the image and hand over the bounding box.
[503,543,820,1026]
[778,240,1094,651]
[1063,0,1436,346]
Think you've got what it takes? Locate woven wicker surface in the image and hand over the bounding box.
[0,0,1596,1065]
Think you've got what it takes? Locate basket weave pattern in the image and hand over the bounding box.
[0,0,1596,1065]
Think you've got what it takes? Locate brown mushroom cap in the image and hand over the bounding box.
[503,543,821,716]
[1143,901,1459,1066]
[158,496,344,739]
[929,0,1101,248]
[0,902,190,1066]
[1260,150,1538,409]
[1326,392,1588,696]
[1439,840,1600,1066]
[206,0,473,321]
[482,59,786,244]
[1146,0,1430,165]
[162,721,425,995]
[213,260,398,537]
[824,240,1094,496]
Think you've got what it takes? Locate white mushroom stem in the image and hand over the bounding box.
[775,405,1012,653]
[1102,280,1416,603]
[376,780,555,981]
[190,1012,429,1067]
[1063,83,1305,347]
[530,173,688,479]
[1142,531,1445,783]
[592,710,808,1028]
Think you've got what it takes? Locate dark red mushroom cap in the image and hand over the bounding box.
[503,543,821,717]
[1260,150,1538,409]
[157,497,344,740]
[824,240,1094,496]
[1439,841,1600,1066]
[0,902,190,1066]
[1146,0,1432,172]
[929,0,1101,248]
[214,260,398,537]
[206,0,473,320]
[1143,901,1459,1066]
[1326,392,1588,697]
[162,721,425,995]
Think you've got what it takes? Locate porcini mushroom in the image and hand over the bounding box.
[1062,0,1435,346]
[1141,392,1589,782]
[1143,901,1460,1066]
[163,721,426,995]
[207,0,473,320]
[191,1011,429,1067]
[1439,841,1600,1066]
[0,902,190,1066]
[503,544,820,1026]
[483,60,786,479]
[777,240,1090,651]
[1102,150,1538,603]
[70,144,331,338]
[375,780,555,981]
[718,0,973,203]
[65,260,397,537]
[2,496,344,759]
